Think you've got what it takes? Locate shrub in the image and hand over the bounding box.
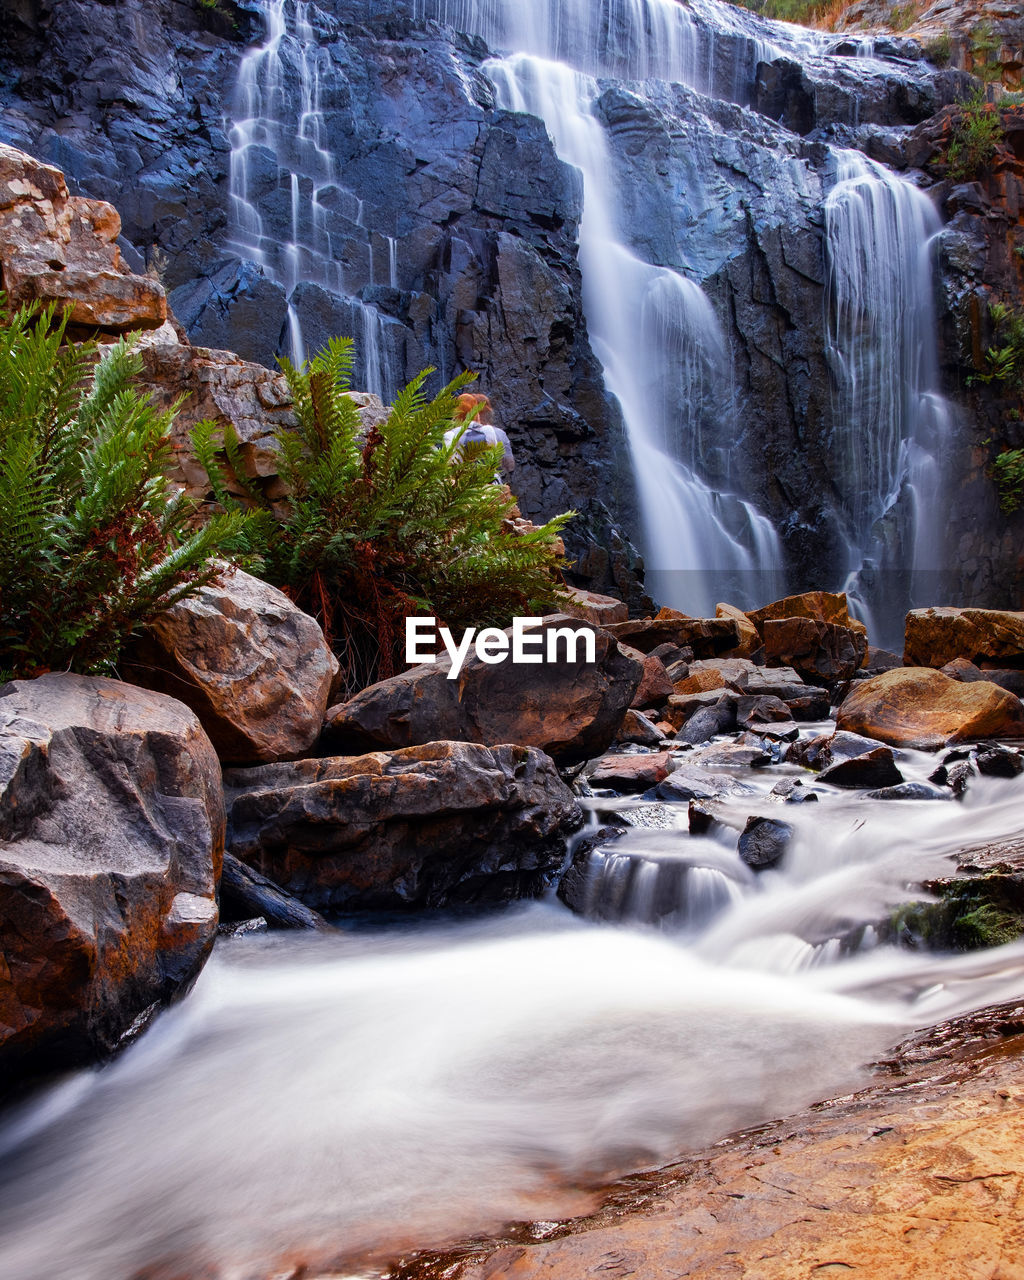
[923,33,952,67]
[0,302,249,680]
[945,90,1004,180]
[196,337,573,692]
[888,3,918,32]
[990,448,1024,514]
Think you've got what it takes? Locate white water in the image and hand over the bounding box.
[3,752,1024,1279]
[488,53,783,613]
[824,152,955,644]
[226,0,395,391]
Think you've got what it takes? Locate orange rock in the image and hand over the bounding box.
[904,606,1024,669]
[0,142,166,332]
[715,601,760,657]
[560,586,629,626]
[625,647,674,710]
[589,751,672,790]
[672,668,729,695]
[763,616,868,684]
[836,667,1024,749]
[748,589,855,630]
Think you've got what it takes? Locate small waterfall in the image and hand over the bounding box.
[226,0,395,393]
[489,53,782,612]
[413,0,816,102]
[823,152,954,643]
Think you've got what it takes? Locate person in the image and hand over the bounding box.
[443,393,515,480]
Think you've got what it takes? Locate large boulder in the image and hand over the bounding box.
[0,674,223,1085]
[748,590,859,630]
[837,668,1024,750]
[603,615,739,657]
[904,608,1024,670]
[0,143,166,332]
[559,586,629,626]
[224,741,581,911]
[123,566,338,766]
[321,615,643,765]
[763,616,868,685]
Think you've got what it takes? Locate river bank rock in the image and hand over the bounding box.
[589,751,672,791]
[321,616,642,766]
[628,649,674,710]
[122,565,338,766]
[763,616,868,685]
[905,607,1024,670]
[0,142,166,333]
[225,741,581,912]
[559,587,629,626]
[0,674,223,1085]
[836,667,1024,749]
[603,615,739,657]
[404,1003,1024,1280]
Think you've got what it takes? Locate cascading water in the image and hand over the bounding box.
[488,53,783,612]
[824,152,954,644]
[227,0,396,393]
[3,748,1024,1279]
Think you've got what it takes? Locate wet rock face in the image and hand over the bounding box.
[0,674,224,1086]
[224,740,582,911]
[0,0,634,552]
[0,0,984,607]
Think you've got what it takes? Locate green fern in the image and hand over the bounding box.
[0,299,250,679]
[197,336,573,691]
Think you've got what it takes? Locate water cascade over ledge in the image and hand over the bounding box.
[220,0,958,629]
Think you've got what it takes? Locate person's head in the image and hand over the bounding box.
[454,392,494,425]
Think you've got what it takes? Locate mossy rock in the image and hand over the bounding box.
[884,872,1024,952]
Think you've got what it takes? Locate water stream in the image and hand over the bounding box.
[223,0,955,629]
[2,742,1024,1279]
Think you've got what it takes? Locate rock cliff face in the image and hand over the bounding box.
[0,0,1018,615]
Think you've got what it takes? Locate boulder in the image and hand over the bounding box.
[939,657,1024,698]
[904,608,1024,670]
[664,689,731,730]
[616,709,664,747]
[0,143,166,332]
[715,602,761,658]
[321,615,643,766]
[656,766,754,802]
[122,566,338,767]
[748,590,858,631]
[836,668,1024,750]
[0,674,223,1084]
[603,616,739,658]
[675,696,738,745]
[224,741,581,911]
[673,668,731,695]
[736,694,793,728]
[738,816,793,870]
[811,730,904,789]
[627,648,674,710]
[762,617,868,685]
[590,751,672,791]
[559,586,629,626]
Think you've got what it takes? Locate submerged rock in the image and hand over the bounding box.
[836,667,1024,750]
[0,674,223,1085]
[322,616,642,766]
[738,815,793,870]
[123,566,338,766]
[225,741,581,912]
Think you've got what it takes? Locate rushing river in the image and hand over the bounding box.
[2,735,1024,1279]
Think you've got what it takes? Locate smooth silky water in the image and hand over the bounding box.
[3,736,1024,1279]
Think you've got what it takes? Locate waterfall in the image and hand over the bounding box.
[226,0,395,393]
[487,52,782,612]
[824,152,954,644]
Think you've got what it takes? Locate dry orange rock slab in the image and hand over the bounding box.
[836,667,1024,749]
[401,1022,1024,1280]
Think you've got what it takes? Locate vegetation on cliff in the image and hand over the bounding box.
[0,301,247,680]
[195,336,573,691]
